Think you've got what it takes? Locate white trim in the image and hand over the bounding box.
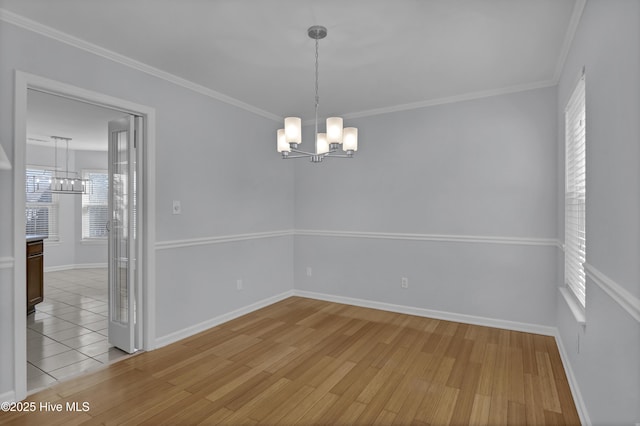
[554,329,591,426]
[13,70,28,403]
[44,263,107,273]
[296,229,560,247]
[155,290,295,348]
[154,229,559,251]
[155,230,294,251]
[0,9,281,123]
[558,286,586,325]
[0,390,16,403]
[13,70,157,401]
[0,257,13,270]
[553,0,587,82]
[293,290,557,336]
[585,263,640,323]
[341,80,557,120]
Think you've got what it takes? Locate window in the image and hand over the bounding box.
[82,170,109,240]
[564,74,586,306]
[25,167,59,240]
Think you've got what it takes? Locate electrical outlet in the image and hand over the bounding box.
[172,200,182,215]
[236,279,243,291]
[401,277,409,289]
[306,267,312,277]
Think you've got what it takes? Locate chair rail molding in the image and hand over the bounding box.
[155,230,294,251]
[295,229,560,247]
[584,263,640,323]
[0,257,14,270]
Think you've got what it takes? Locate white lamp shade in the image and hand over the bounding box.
[284,117,302,144]
[276,129,290,152]
[316,133,329,154]
[326,117,343,143]
[342,127,358,151]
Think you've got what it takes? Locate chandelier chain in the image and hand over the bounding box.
[314,37,320,145]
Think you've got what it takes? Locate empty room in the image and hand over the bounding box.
[0,1,638,425]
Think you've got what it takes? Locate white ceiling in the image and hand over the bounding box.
[3,0,581,127]
[27,90,126,151]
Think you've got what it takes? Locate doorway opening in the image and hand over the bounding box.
[25,90,134,391]
[13,71,156,401]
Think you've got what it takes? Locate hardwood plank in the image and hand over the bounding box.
[330,400,367,425]
[390,378,429,424]
[1,297,580,426]
[449,361,482,425]
[477,342,498,396]
[468,393,491,426]
[524,373,547,426]
[507,400,527,425]
[373,409,398,425]
[536,351,562,413]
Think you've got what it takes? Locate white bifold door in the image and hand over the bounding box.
[107,115,142,354]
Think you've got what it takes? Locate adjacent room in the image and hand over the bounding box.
[0,1,638,425]
[24,90,130,390]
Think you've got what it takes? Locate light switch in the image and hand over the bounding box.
[172,200,181,215]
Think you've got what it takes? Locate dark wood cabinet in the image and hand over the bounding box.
[26,238,44,315]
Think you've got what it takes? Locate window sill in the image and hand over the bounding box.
[559,287,586,326]
[81,239,107,245]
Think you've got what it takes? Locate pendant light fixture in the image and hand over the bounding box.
[277,26,358,163]
[49,136,88,194]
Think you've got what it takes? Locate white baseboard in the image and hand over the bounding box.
[0,390,16,403]
[554,330,591,426]
[293,289,557,336]
[154,290,295,348]
[44,263,107,273]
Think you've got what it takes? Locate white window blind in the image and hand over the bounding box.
[25,167,59,240]
[82,170,109,239]
[564,75,586,306]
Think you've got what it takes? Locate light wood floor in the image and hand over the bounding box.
[1,297,580,425]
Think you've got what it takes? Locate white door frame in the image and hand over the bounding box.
[12,70,156,400]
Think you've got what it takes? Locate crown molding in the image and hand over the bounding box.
[552,0,587,83]
[340,80,558,121]
[1,5,586,124]
[0,9,281,123]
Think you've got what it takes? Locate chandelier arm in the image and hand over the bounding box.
[290,148,318,156]
[284,153,315,159]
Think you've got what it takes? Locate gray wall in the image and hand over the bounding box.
[0,19,295,394]
[555,1,640,424]
[294,87,559,326]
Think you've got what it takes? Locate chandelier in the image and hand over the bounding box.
[277,26,358,163]
[49,136,88,194]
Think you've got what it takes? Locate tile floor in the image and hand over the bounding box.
[27,268,129,391]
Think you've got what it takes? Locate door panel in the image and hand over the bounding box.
[108,116,137,353]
